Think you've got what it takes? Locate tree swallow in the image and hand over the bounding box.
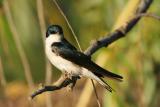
[45,25,123,92]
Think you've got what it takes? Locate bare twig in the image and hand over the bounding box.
[44,62,52,107]
[36,0,53,107]
[84,0,153,56]
[0,56,13,107]
[0,25,14,107]
[53,0,82,51]
[3,0,34,90]
[137,13,160,20]
[91,80,101,107]
[0,56,6,88]
[84,12,160,57]
[76,80,95,107]
[31,75,80,99]
[37,0,47,41]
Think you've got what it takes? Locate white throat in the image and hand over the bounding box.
[46,34,62,46]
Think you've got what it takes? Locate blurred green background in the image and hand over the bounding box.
[0,0,160,107]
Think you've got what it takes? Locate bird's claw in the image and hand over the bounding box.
[64,71,72,80]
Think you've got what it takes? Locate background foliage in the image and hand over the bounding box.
[0,0,160,107]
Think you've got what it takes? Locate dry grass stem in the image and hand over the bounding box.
[3,0,34,90]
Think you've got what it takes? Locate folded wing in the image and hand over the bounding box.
[51,42,123,81]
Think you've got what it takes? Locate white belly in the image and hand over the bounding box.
[45,46,81,75]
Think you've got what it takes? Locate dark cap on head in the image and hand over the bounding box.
[46,25,63,37]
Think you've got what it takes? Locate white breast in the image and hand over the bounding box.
[45,35,81,75]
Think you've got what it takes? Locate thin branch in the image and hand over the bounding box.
[36,0,52,91]
[0,56,13,107]
[84,0,153,56]
[91,80,101,107]
[36,0,53,107]
[31,75,80,99]
[53,0,82,51]
[3,0,34,90]
[0,56,6,88]
[37,0,47,42]
[76,80,95,107]
[0,33,7,88]
[84,13,160,56]
[0,25,15,107]
[137,13,160,20]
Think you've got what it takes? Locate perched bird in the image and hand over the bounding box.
[45,25,123,92]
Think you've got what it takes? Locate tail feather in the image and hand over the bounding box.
[82,68,114,92]
[98,77,114,92]
[90,62,123,81]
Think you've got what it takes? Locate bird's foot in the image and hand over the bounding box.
[64,71,72,80]
[67,76,81,91]
[38,83,44,88]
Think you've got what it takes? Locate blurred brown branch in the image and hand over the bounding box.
[0,56,6,88]
[150,60,160,107]
[3,0,34,90]
[36,0,53,107]
[31,0,154,99]
[137,13,160,20]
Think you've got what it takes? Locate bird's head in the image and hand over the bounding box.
[46,25,63,38]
